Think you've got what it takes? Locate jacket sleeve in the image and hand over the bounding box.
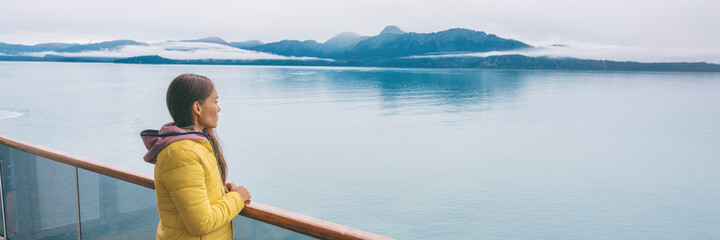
[160,148,245,236]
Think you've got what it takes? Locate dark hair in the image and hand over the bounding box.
[166,73,228,183]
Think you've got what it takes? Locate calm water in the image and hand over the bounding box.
[1,61,719,239]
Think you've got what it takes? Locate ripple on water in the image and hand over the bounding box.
[0,110,24,121]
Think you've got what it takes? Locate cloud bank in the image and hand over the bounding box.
[22,41,327,61]
[409,43,720,64]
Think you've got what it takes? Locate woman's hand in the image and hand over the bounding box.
[224,182,232,193]
[225,182,251,202]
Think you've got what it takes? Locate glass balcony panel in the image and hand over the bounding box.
[0,145,79,239]
[233,216,316,240]
[78,170,101,222]
[78,168,159,239]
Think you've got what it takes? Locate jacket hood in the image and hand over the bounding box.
[141,122,209,164]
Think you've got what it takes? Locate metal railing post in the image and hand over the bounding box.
[75,167,82,240]
[0,148,7,237]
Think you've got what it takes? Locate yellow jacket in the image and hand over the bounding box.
[153,139,244,239]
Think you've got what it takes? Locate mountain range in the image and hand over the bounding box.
[240,26,531,59]
[1,26,718,72]
[0,26,531,59]
[0,40,145,54]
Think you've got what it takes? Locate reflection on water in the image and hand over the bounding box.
[1,62,719,239]
[336,69,525,115]
[232,67,527,118]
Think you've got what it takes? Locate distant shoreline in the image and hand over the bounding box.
[2,55,720,73]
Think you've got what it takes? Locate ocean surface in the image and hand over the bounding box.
[1,61,719,239]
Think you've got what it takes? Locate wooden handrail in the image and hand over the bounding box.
[0,134,393,240]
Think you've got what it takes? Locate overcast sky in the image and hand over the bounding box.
[1,0,719,53]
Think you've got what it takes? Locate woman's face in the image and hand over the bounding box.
[196,88,221,129]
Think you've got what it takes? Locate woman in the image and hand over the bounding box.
[141,73,251,239]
